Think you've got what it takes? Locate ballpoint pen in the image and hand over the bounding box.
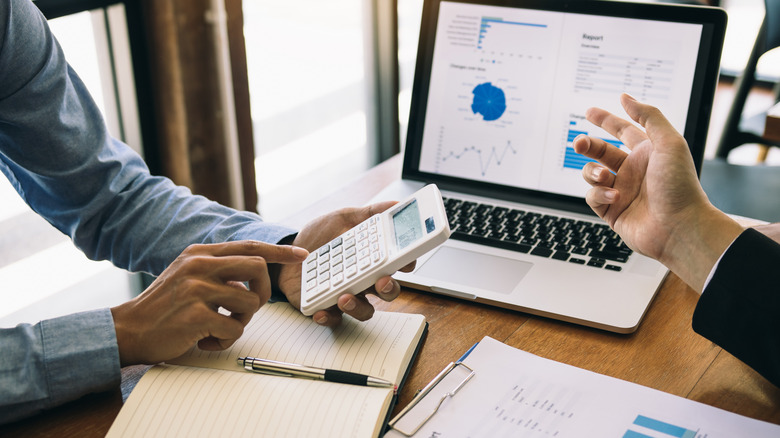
[237,356,395,388]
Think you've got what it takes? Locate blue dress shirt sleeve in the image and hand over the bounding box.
[0,309,120,424]
[0,0,296,276]
[0,0,297,423]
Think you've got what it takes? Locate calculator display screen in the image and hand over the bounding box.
[393,200,423,250]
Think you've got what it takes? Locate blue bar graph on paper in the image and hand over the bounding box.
[622,415,697,438]
[623,431,654,438]
[562,129,624,170]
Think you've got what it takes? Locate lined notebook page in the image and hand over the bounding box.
[170,302,426,383]
[107,365,393,438]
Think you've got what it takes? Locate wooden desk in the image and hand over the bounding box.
[3,155,779,437]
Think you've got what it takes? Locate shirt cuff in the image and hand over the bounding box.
[701,232,741,292]
[40,308,121,407]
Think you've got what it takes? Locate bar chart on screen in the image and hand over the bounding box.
[476,16,548,58]
[562,118,625,171]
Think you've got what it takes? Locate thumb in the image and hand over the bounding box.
[359,200,397,220]
[620,93,684,148]
[344,200,398,226]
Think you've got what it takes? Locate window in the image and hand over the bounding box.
[244,0,371,221]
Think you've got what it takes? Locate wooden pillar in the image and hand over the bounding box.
[140,0,257,210]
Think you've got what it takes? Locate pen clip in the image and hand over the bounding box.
[247,367,295,378]
[238,356,311,379]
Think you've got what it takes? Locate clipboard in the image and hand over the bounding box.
[384,337,780,438]
[386,344,479,436]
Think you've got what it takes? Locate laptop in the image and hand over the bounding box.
[373,0,726,333]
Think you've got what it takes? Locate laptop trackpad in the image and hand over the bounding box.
[417,246,532,294]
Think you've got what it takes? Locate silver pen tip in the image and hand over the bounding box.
[237,357,246,365]
[366,376,394,388]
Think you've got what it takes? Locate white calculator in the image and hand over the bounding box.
[300,184,451,316]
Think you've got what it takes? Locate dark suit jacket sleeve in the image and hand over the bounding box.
[692,228,780,387]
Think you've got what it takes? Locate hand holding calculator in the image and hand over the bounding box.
[300,184,451,316]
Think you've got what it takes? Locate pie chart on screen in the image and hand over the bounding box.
[470,82,506,121]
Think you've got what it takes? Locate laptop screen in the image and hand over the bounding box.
[404,0,726,211]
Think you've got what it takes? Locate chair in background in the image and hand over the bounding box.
[700,0,780,223]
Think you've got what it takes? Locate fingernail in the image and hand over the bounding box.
[623,93,637,101]
[342,298,356,311]
[381,280,395,294]
[605,190,617,201]
[315,315,328,324]
[292,246,309,258]
[592,168,602,180]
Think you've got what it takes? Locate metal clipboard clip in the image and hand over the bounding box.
[387,361,476,437]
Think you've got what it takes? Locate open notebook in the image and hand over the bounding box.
[106,302,427,438]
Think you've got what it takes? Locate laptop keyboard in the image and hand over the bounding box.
[443,197,633,271]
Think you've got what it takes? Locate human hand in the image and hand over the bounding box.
[277,201,415,327]
[573,94,742,291]
[111,241,308,366]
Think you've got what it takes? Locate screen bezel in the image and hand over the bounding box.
[401,0,727,216]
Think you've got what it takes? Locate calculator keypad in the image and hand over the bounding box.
[303,216,387,303]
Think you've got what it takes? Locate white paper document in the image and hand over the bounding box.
[385,337,780,437]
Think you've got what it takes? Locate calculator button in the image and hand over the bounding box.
[317,281,330,294]
[358,248,370,260]
[358,257,371,270]
[345,255,356,267]
[371,251,381,264]
[305,258,318,272]
[345,265,357,278]
[331,263,343,275]
[332,273,344,286]
[318,253,330,265]
[305,269,317,282]
[318,246,330,256]
[357,231,368,241]
[330,237,343,248]
[357,239,369,251]
[332,245,343,256]
[318,263,329,275]
[344,229,355,239]
[358,222,368,231]
[306,279,317,291]
[344,246,356,259]
[331,254,343,267]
